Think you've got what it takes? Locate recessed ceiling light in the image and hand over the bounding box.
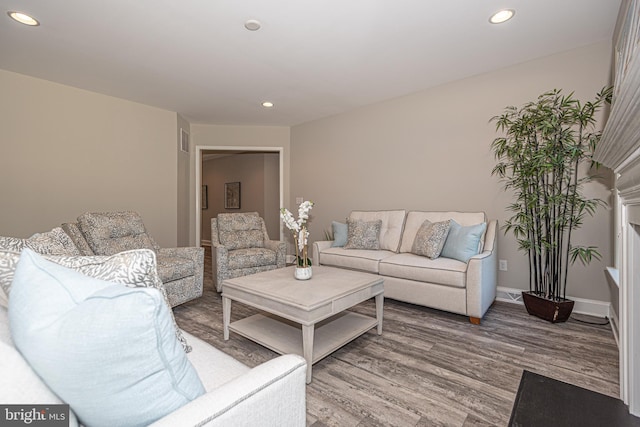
[245,19,261,31]
[489,9,515,24]
[7,11,40,26]
[262,101,274,108]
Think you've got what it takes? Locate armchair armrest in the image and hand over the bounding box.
[312,241,333,266]
[265,240,287,268]
[157,247,205,295]
[466,220,498,320]
[150,355,307,427]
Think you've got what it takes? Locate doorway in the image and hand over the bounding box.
[195,146,284,247]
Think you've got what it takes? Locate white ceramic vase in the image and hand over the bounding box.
[294,266,313,281]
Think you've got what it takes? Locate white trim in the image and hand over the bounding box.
[201,239,212,247]
[195,145,284,249]
[610,305,620,348]
[496,286,611,318]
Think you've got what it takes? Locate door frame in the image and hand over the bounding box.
[195,145,284,246]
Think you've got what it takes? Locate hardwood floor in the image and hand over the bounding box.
[173,249,619,426]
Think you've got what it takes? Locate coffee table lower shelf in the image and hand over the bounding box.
[228,311,378,365]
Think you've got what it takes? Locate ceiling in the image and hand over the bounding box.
[0,0,622,126]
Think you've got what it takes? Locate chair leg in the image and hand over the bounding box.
[469,316,481,325]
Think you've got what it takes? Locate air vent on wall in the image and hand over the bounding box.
[180,128,189,153]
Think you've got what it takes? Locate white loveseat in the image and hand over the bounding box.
[313,210,498,324]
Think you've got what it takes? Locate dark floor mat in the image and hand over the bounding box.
[509,370,640,427]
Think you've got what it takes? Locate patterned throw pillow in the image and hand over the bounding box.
[0,227,80,256]
[0,249,191,353]
[344,219,382,250]
[411,220,451,259]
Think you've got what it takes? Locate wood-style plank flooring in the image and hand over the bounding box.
[173,249,619,426]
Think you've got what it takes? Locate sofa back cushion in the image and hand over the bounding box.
[400,211,486,253]
[349,210,406,252]
[217,212,265,250]
[78,212,156,256]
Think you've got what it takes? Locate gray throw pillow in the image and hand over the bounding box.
[344,219,382,250]
[331,221,348,247]
[411,220,451,259]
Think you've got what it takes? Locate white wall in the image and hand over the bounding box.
[177,115,191,247]
[291,41,614,302]
[0,69,180,247]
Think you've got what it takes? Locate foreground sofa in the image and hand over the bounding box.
[62,211,204,307]
[313,210,498,324]
[0,231,307,426]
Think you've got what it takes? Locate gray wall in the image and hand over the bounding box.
[201,152,280,242]
[0,69,180,247]
[290,41,614,302]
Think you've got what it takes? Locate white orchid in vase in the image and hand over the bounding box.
[280,200,314,268]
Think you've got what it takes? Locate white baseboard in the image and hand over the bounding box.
[496,286,611,318]
[201,239,211,247]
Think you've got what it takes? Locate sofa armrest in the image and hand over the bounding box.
[466,220,498,320]
[312,241,333,266]
[150,355,307,427]
[265,240,287,268]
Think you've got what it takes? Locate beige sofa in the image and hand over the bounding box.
[313,210,498,324]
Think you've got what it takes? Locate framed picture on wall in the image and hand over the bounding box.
[201,185,208,210]
[225,182,241,209]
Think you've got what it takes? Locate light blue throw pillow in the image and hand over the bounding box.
[441,220,487,263]
[331,221,348,247]
[9,249,205,427]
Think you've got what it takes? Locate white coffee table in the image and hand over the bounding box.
[221,265,384,383]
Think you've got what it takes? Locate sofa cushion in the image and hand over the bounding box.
[156,254,196,282]
[318,247,396,274]
[217,212,265,250]
[441,220,487,263]
[411,220,451,259]
[0,248,191,352]
[400,211,487,253]
[78,211,156,256]
[349,210,406,252]
[0,227,80,256]
[344,218,382,250]
[182,330,250,391]
[227,248,277,270]
[9,249,205,427]
[0,313,82,426]
[331,221,348,247]
[379,253,468,288]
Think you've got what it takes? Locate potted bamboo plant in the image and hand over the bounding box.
[490,87,611,322]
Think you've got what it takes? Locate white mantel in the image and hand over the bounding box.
[592,0,640,416]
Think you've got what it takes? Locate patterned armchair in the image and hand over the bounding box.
[61,211,204,307]
[211,212,286,291]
